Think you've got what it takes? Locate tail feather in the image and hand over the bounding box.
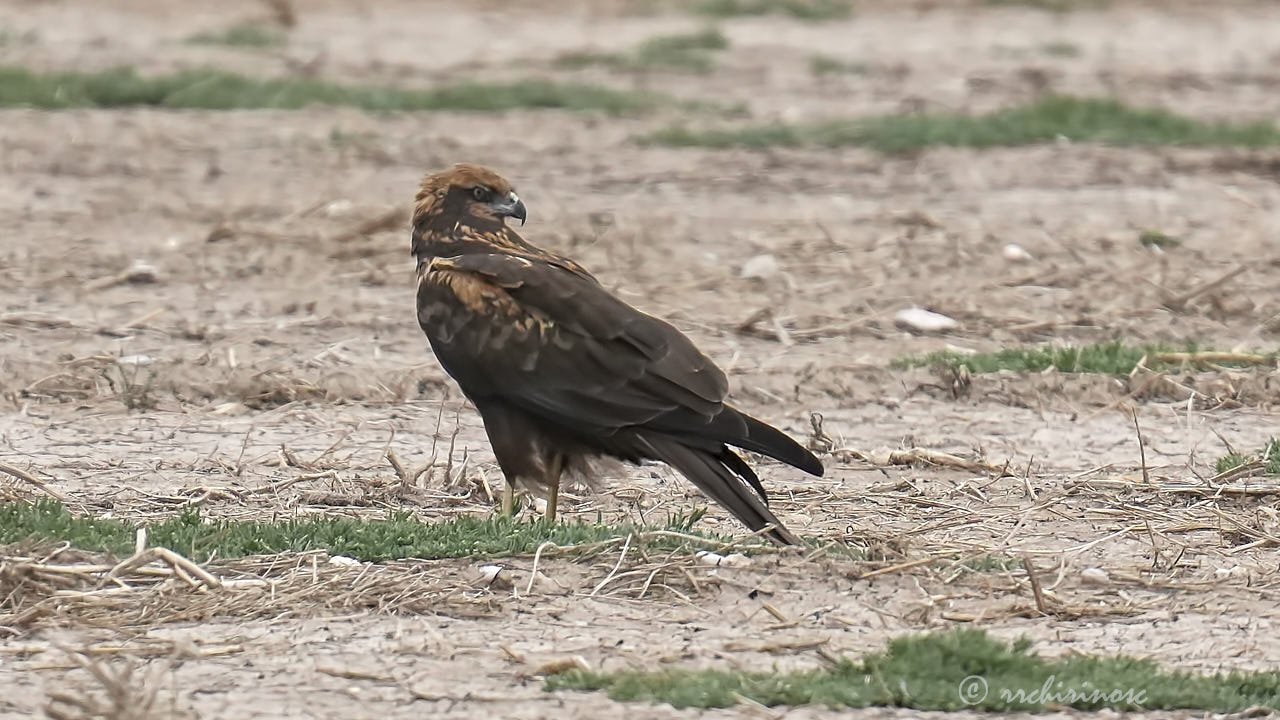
[718,446,767,503]
[640,434,800,546]
[729,410,825,477]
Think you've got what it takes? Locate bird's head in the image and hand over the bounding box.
[413,164,527,234]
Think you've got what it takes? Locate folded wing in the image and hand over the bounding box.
[417,253,823,543]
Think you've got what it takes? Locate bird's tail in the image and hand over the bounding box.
[729,409,825,477]
[639,434,801,546]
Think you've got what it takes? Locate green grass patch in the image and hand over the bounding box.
[894,341,1155,375]
[328,127,381,148]
[0,500,738,562]
[957,553,1020,572]
[546,627,1280,711]
[895,341,1277,376]
[186,22,284,48]
[692,0,851,20]
[640,27,729,54]
[0,66,668,114]
[809,54,868,76]
[1138,229,1182,249]
[0,29,39,47]
[556,28,728,73]
[1040,41,1082,57]
[986,0,1107,10]
[893,340,1277,376]
[1215,438,1280,476]
[641,95,1280,152]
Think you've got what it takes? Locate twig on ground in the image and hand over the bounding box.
[1131,408,1150,485]
[1161,264,1247,311]
[1021,557,1049,615]
[0,463,67,502]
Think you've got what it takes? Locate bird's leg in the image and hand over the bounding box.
[544,454,564,523]
[502,478,519,517]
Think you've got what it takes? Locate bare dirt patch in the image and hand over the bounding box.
[2,1,1279,718]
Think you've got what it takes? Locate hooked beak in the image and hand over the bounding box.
[491,192,527,226]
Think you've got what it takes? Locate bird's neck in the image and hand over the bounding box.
[411,217,541,263]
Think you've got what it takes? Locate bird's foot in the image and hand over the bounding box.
[500,485,525,518]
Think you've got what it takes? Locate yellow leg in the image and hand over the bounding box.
[502,479,519,517]
[545,455,564,523]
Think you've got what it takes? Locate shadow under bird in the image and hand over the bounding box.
[411,164,823,545]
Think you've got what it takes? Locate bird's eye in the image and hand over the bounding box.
[471,186,491,202]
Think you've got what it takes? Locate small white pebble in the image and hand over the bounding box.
[1080,567,1110,585]
[325,199,355,217]
[696,551,726,566]
[694,552,751,567]
[210,402,250,416]
[477,564,503,584]
[894,307,958,333]
[1214,566,1249,580]
[116,354,153,367]
[740,254,779,280]
[328,555,360,567]
[1002,243,1033,262]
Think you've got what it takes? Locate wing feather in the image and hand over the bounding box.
[421,253,727,425]
[416,252,822,481]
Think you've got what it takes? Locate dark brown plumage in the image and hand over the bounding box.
[411,164,823,545]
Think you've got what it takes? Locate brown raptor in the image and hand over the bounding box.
[411,164,823,545]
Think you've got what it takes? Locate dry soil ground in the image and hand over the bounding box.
[2,1,1280,718]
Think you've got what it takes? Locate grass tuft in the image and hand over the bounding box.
[186,22,285,48]
[894,340,1155,375]
[959,553,1021,572]
[641,95,1280,152]
[0,29,39,47]
[692,0,851,21]
[546,628,1280,711]
[894,341,1276,376]
[1138,230,1182,249]
[556,28,728,73]
[1215,439,1280,476]
[987,0,1107,9]
[1040,41,1082,57]
[809,54,868,76]
[0,500,738,562]
[0,66,667,115]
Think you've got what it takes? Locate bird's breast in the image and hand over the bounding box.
[416,268,552,363]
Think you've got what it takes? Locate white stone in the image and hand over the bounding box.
[1002,243,1033,262]
[1080,567,1110,585]
[477,564,503,584]
[740,254,780,280]
[325,199,355,217]
[894,307,958,333]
